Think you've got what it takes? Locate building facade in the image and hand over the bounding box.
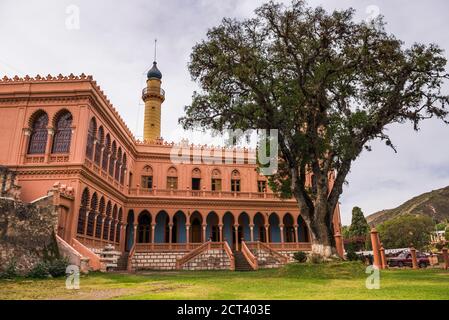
[0,65,343,271]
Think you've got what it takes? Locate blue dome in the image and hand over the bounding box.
[147,61,162,80]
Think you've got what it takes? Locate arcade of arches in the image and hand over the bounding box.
[124,210,310,251]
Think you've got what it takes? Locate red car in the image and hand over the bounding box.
[388,251,430,268]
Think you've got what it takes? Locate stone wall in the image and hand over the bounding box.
[131,251,186,270]
[131,249,232,271]
[251,249,285,269]
[182,249,231,271]
[0,196,59,274]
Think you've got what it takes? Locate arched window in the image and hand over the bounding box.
[52,111,72,154]
[166,167,178,189]
[115,147,122,181]
[192,168,201,191]
[103,201,112,240]
[28,112,49,154]
[95,197,105,238]
[86,193,98,236]
[109,141,116,176]
[102,134,110,171]
[116,208,123,243]
[77,188,89,234]
[85,118,96,159]
[120,154,127,185]
[231,170,241,192]
[141,165,153,189]
[94,126,104,165]
[211,169,222,191]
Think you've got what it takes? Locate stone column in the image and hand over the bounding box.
[410,246,418,269]
[249,224,254,242]
[186,224,190,249]
[151,224,155,250]
[265,224,270,243]
[279,224,284,249]
[107,220,112,242]
[83,211,89,236]
[202,224,207,243]
[334,232,344,258]
[92,214,98,239]
[21,128,31,164]
[168,223,173,248]
[370,228,381,269]
[218,224,223,242]
[99,146,105,168]
[442,247,448,270]
[234,225,239,250]
[133,225,138,248]
[100,216,105,241]
[294,225,299,249]
[44,128,54,163]
[380,244,387,269]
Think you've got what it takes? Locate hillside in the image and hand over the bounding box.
[366,185,449,226]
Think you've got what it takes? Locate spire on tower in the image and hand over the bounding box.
[154,38,157,62]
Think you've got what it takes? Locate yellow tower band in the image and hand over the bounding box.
[142,62,165,141]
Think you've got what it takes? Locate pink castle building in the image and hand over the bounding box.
[0,63,343,271]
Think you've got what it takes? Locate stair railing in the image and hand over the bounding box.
[127,243,136,272]
[176,240,211,270]
[223,241,235,271]
[241,240,258,270]
[257,241,289,264]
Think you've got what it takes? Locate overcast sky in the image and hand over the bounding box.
[1,0,449,225]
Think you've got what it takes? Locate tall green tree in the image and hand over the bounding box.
[180,0,449,257]
[377,215,434,250]
[348,207,370,238]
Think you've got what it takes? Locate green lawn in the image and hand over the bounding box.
[1,262,448,300]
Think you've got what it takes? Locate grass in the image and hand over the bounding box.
[1,262,448,300]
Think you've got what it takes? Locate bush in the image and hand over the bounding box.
[47,258,69,278]
[345,245,361,261]
[293,251,308,263]
[0,260,18,279]
[27,261,49,279]
[309,254,324,264]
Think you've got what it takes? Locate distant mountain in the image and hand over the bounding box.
[366,185,449,226]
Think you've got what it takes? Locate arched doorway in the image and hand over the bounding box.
[173,211,186,243]
[238,212,251,242]
[223,212,235,249]
[283,213,295,242]
[137,211,152,243]
[190,211,203,243]
[297,216,310,242]
[125,210,134,252]
[155,211,169,243]
[269,213,281,243]
[253,212,266,242]
[206,212,219,242]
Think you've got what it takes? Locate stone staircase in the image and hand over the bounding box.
[233,251,253,271]
[91,244,122,271]
[116,252,129,271]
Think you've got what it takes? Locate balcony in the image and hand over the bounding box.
[128,187,293,201]
[142,87,165,99]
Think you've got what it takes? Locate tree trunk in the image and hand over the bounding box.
[302,206,339,259]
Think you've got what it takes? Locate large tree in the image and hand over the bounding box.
[348,207,369,238]
[180,0,449,257]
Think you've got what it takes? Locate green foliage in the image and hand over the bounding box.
[179,0,449,252]
[47,258,69,278]
[293,251,308,263]
[345,243,362,261]
[377,215,435,250]
[348,207,370,238]
[435,223,447,231]
[0,260,18,279]
[26,258,70,279]
[27,261,49,279]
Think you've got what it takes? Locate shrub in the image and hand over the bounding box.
[0,260,18,279]
[309,253,324,264]
[47,258,69,278]
[27,261,49,279]
[345,245,361,261]
[293,251,308,263]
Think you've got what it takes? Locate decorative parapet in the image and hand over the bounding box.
[0,74,136,143]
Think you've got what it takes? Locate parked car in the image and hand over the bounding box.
[387,251,430,268]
